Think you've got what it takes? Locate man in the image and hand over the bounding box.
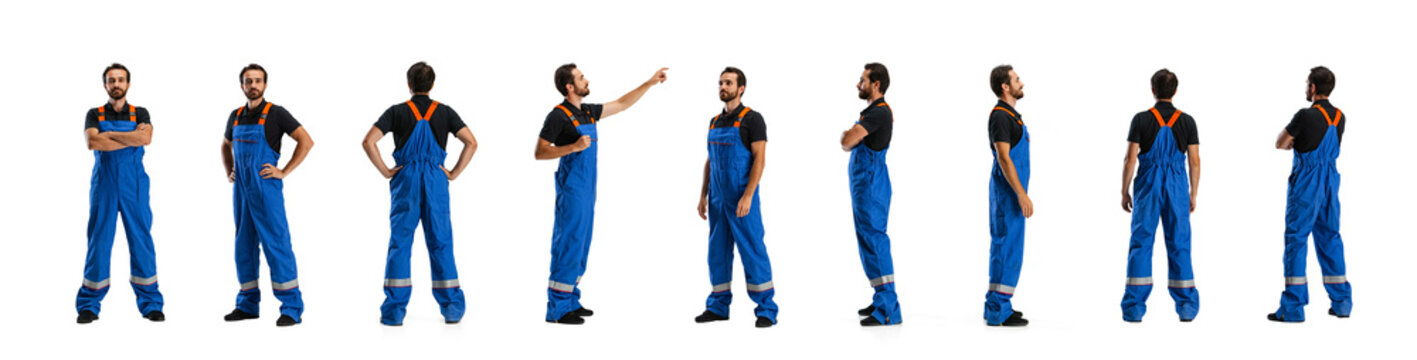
[220,64,314,327]
[362,62,477,326]
[839,63,900,326]
[535,64,668,324]
[984,64,1031,327]
[694,66,779,328]
[1118,69,1202,322]
[1269,66,1352,322]
[76,63,163,324]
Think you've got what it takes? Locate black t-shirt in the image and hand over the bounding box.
[708,104,768,151]
[374,95,467,152]
[1285,100,1346,153]
[85,103,152,129]
[224,100,303,153]
[1126,101,1200,154]
[858,98,893,151]
[987,100,1023,150]
[539,101,604,146]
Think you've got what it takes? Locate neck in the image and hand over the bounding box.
[1157,99,1173,103]
[247,97,264,109]
[108,97,127,109]
[867,93,883,103]
[1312,95,1329,102]
[723,98,742,113]
[413,92,430,97]
[566,94,582,109]
[1001,96,1017,108]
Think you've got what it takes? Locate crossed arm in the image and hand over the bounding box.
[86,124,152,151]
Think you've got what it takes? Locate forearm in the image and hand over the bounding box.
[104,128,151,147]
[450,141,477,177]
[613,80,656,110]
[1188,158,1201,196]
[743,154,765,198]
[362,140,391,175]
[221,142,235,174]
[89,135,128,151]
[700,159,710,197]
[1121,158,1136,194]
[534,143,579,160]
[282,139,313,175]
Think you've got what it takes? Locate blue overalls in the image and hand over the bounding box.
[850,102,900,324]
[546,105,598,322]
[1274,104,1352,321]
[704,107,779,323]
[984,106,1029,325]
[381,101,466,325]
[1121,108,1200,321]
[76,104,163,316]
[230,103,303,322]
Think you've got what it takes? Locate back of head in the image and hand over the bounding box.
[407,62,436,93]
[1151,69,1177,100]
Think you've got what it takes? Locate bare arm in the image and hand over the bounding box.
[444,127,478,180]
[1120,142,1139,212]
[698,158,710,220]
[261,126,314,179]
[87,128,129,151]
[1187,144,1201,213]
[840,124,869,151]
[221,139,235,183]
[1275,129,1295,150]
[736,140,767,217]
[994,141,1033,218]
[533,137,589,160]
[104,123,153,147]
[600,68,669,118]
[361,126,400,178]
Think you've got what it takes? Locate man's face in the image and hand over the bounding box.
[857,69,874,100]
[241,70,266,101]
[1006,70,1025,100]
[104,69,128,100]
[1306,82,1315,102]
[719,73,741,102]
[570,68,590,97]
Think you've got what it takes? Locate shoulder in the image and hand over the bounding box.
[546,105,571,122]
[865,104,892,119]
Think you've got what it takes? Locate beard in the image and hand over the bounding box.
[858,87,871,100]
[1012,88,1025,100]
[719,89,736,102]
[108,88,126,100]
[245,88,264,100]
[1306,91,1313,102]
[575,86,590,97]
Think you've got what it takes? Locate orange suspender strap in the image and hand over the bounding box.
[555,105,581,127]
[97,106,104,122]
[235,103,274,126]
[878,102,893,122]
[1149,107,1183,127]
[96,104,137,122]
[709,107,753,129]
[406,101,440,121]
[1313,105,1343,126]
[993,106,1022,125]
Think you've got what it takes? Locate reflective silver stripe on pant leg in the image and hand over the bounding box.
[712,282,731,292]
[1168,279,1195,288]
[1322,275,1347,284]
[431,279,460,289]
[548,280,576,292]
[240,280,259,290]
[130,275,158,286]
[1126,277,1153,286]
[988,283,1015,294]
[273,279,300,291]
[384,278,412,287]
[869,275,895,287]
[83,278,111,289]
[746,281,774,292]
[1285,276,1307,285]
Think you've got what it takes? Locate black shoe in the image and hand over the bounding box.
[572,307,594,317]
[755,316,775,328]
[445,319,460,325]
[145,311,165,322]
[858,305,875,316]
[224,309,259,322]
[1267,313,1303,323]
[547,313,585,325]
[860,316,885,326]
[1180,318,1193,322]
[1328,309,1349,318]
[77,310,99,324]
[694,310,729,323]
[276,315,299,327]
[989,311,1029,327]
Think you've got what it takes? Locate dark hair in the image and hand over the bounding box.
[864,62,890,94]
[103,63,130,81]
[407,62,436,93]
[721,66,746,88]
[990,64,1013,97]
[240,63,267,82]
[1151,68,1178,99]
[554,63,578,96]
[1309,66,1335,96]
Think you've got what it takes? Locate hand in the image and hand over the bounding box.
[1189,193,1198,213]
[227,171,235,183]
[736,195,753,218]
[697,195,708,220]
[441,165,456,181]
[136,123,152,131]
[1018,193,1034,218]
[259,163,286,179]
[646,67,669,85]
[572,135,592,152]
[1121,192,1132,213]
[383,166,403,179]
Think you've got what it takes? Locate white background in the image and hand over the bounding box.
[1,0,1412,358]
